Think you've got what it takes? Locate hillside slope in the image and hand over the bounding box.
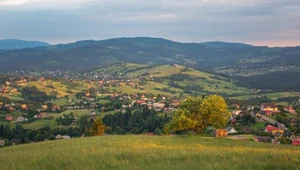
[0,135,299,170]
[89,63,250,96]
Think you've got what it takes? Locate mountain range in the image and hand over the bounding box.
[0,37,299,90]
[0,39,50,50]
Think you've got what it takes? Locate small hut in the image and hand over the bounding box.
[214,129,228,137]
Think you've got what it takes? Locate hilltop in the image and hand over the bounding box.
[0,135,299,170]
[0,39,50,50]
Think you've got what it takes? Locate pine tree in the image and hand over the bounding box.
[90,118,105,136]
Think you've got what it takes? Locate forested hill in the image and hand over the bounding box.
[0,37,299,90]
[0,39,50,50]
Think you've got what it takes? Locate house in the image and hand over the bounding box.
[0,140,4,146]
[289,118,297,126]
[291,137,300,146]
[41,105,48,110]
[284,106,296,114]
[230,104,240,109]
[39,113,49,119]
[214,129,228,137]
[231,118,237,124]
[153,103,165,111]
[170,101,180,108]
[271,129,284,135]
[5,115,13,121]
[232,110,242,116]
[284,130,293,138]
[16,116,25,122]
[254,136,271,143]
[9,107,15,111]
[35,113,49,119]
[11,138,21,145]
[265,125,280,133]
[226,127,237,134]
[55,135,71,140]
[21,104,28,111]
[260,103,278,113]
[247,105,254,111]
[135,100,147,105]
[273,131,283,139]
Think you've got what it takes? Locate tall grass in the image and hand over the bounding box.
[0,135,300,170]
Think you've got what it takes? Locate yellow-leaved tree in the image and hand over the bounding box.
[165,95,230,134]
[90,118,106,136]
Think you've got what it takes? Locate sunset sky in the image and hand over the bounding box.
[0,0,299,47]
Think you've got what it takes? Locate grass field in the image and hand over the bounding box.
[0,135,299,170]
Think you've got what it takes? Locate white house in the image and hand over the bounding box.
[226,127,237,134]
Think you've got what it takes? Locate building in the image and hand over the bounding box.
[0,140,5,146]
[21,104,28,111]
[214,129,228,137]
[41,105,48,110]
[16,116,25,122]
[284,106,296,114]
[264,125,279,133]
[5,115,13,121]
[226,127,237,134]
[254,136,271,143]
[232,110,242,116]
[260,103,278,113]
[291,137,300,146]
[153,103,165,111]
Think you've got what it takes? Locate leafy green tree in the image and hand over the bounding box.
[154,128,163,135]
[104,126,112,134]
[90,118,105,136]
[165,95,230,134]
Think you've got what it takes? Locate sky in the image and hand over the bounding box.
[0,0,300,47]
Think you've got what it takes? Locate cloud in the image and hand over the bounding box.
[0,0,299,46]
[0,0,28,6]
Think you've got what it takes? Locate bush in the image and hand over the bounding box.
[154,128,163,135]
[104,126,112,134]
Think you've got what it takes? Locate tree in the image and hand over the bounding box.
[104,126,112,134]
[165,95,230,134]
[90,118,105,136]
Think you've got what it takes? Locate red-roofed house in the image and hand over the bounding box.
[5,115,13,121]
[264,125,279,133]
[135,100,147,105]
[291,138,300,146]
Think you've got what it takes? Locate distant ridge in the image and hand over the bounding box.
[201,41,254,48]
[0,39,50,50]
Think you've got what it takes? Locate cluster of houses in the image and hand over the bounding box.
[231,103,297,118]
[110,92,180,113]
[254,125,300,146]
[3,104,60,123]
[229,102,300,145]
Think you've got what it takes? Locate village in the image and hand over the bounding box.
[0,68,300,147]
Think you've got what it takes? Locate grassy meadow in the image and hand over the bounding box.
[0,135,300,170]
[229,92,300,100]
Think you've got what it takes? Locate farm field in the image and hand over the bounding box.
[230,92,300,100]
[0,135,299,170]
